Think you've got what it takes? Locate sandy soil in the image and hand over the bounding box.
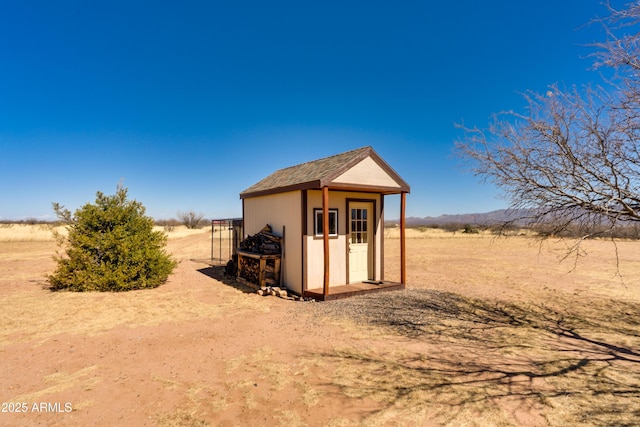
[1,226,639,426]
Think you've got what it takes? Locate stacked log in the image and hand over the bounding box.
[257,286,288,298]
[240,257,261,284]
[239,224,281,254]
[237,257,280,286]
[234,224,282,289]
[263,263,279,286]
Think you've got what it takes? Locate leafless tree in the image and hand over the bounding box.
[456,2,640,242]
[177,210,206,229]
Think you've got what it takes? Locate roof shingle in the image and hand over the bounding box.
[240,146,409,198]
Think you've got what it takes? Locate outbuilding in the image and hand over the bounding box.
[239,146,410,300]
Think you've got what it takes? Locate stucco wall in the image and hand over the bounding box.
[332,156,403,189]
[243,191,302,293]
[304,190,382,290]
[243,189,386,293]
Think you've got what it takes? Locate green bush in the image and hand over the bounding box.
[48,186,177,292]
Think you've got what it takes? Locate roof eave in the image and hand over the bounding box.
[326,182,410,194]
[239,180,323,199]
[239,146,411,199]
[241,181,409,199]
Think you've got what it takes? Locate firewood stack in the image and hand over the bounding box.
[239,224,281,254]
[238,257,280,286]
[257,286,288,298]
[235,225,282,289]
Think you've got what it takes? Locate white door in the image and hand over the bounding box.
[348,202,373,283]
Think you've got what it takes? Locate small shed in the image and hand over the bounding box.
[239,146,410,300]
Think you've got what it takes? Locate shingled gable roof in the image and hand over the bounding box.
[240,146,410,199]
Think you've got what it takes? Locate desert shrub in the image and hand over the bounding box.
[531,222,640,240]
[462,225,480,234]
[177,210,206,229]
[48,186,177,292]
[154,218,180,227]
[440,222,464,233]
[155,218,181,232]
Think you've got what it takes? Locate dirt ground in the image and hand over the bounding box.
[0,224,639,426]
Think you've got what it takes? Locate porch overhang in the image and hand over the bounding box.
[239,146,410,200]
[317,186,408,300]
[240,180,408,199]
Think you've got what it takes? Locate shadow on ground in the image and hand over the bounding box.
[196,264,257,294]
[309,289,640,426]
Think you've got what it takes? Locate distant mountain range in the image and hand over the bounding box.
[395,209,530,227]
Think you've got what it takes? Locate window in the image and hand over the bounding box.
[351,207,368,243]
[314,208,338,237]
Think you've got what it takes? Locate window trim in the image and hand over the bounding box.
[313,208,338,237]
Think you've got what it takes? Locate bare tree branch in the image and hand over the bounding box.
[456,2,640,245]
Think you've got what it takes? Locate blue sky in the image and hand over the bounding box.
[0,1,616,220]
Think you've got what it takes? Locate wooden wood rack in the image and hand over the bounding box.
[236,250,281,288]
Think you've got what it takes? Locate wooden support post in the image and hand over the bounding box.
[323,186,330,298]
[259,258,266,287]
[400,192,407,285]
[280,226,285,287]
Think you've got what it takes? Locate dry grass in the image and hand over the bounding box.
[1,224,639,426]
[306,229,640,426]
[0,223,67,242]
[307,289,640,426]
[0,225,266,347]
[0,223,214,242]
[0,281,268,347]
[11,366,101,403]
